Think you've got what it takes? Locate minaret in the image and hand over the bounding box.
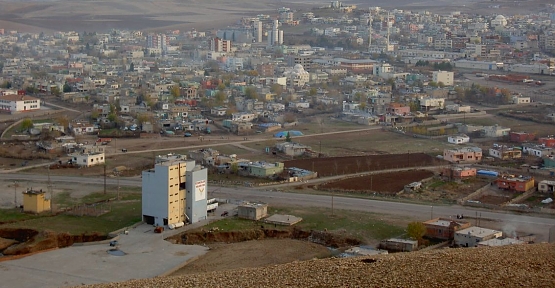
[386,12,390,49]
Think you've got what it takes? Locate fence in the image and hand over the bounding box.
[458,183,492,204]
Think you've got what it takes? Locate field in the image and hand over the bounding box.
[284,153,442,177]
[245,129,452,157]
[320,170,435,194]
[464,112,555,137]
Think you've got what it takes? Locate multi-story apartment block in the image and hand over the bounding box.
[210,37,232,53]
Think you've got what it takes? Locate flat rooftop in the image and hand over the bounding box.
[456,227,502,237]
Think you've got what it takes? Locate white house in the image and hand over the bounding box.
[419,97,445,110]
[70,122,95,135]
[231,112,256,122]
[512,95,531,104]
[522,145,553,157]
[211,107,227,116]
[445,104,471,113]
[0,94,41,113]
[72,153,105,167]
[343,101,360,112]
[266,102,285,112]
[455,227,502,247]
[289,101,310,109]
[448,135,470,144]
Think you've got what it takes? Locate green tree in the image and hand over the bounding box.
[215,90,226,105]
[437,82,445,88]
[50,86,61,96]
[20,118,33,131]
[0,81,12,89]
[270,83,283,96]
[230,162,239,174]
[63,83,72,93]
[217,83,226,91]
[428,81,438,88]
[245,86,258,99]
[407,222,426,244]
[90,110,100,119]
[285,132,292,142]
[308,87,317,96]
[107,113,117,122]
[170,85,180,99]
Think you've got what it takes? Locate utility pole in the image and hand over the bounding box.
[116,171,120,200]
[319,141,322,157]
[103,164,107,195]
[48,166,54,213]
[430,206,433,219]
[331,191,334,216]
[13,180,17,208]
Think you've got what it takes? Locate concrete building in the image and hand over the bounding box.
[0,94,41,113]
[423,218,472,240]
[283,64,310,87]
[443,147,482,163]
[538,180,555,193]
[275,142,311,156]
[495,176,534,192]
[455,227,503,247]
[379,238,418,252]
[477,238,525,247]
[142,154,207,226]
[448,135,470,145]
[432,71,454,86]
[240,161,284,178]
[238,202,268,220]
[253,20,263,43]
[488,148,522,160]
[419,97,445,110]
[72,153,105,167]
[22,189,51,213]
[210,37,231,53]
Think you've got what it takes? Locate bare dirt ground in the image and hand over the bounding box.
[285,153,441,177]
[171,239,331,276]
[320,170,435,194]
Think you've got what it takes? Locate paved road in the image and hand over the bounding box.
[1,173,553,241]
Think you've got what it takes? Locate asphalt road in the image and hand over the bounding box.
[1,173,553,241]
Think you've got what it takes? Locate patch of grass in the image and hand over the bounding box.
[202,206,405,243]
[0,208,41,223]
[0,201,142,235]
[426,180,447,189]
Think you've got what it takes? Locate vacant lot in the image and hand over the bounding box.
[320,170,435,194]
[285,153,441,177]
[171,239,331,276]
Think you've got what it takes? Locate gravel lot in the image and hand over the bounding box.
[84,243,555,288]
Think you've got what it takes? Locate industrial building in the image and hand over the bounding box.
[142,154,208,227]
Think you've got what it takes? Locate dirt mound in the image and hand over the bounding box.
[0,228,106,256]
[172,228,360,249]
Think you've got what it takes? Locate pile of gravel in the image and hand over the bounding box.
[84,243,555,288]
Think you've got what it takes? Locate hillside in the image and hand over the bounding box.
[85,243,555,288]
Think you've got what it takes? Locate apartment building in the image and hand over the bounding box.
[432,70,454,86]
[0,94,41,112]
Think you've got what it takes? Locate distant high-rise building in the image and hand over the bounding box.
[210,37,231,52]
[254,20,263,43]
[147,33,169,52]
[267,19,283,46]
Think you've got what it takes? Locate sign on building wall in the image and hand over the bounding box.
[195,180,206,201]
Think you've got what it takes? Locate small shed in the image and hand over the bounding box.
[379,238,418,252]
[22,189,51,214]
[238,202,268,220]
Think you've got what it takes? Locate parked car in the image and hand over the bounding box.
[184,132,192,137]
[109,240,118,247]
[221,211,229,217]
